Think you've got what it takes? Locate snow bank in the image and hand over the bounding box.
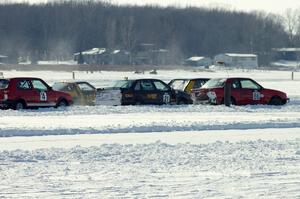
[0,140,299,198]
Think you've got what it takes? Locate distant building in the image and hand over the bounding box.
[214,53,258,68]
[135,44,169,65]
[185,56,212,67]
[110,50,131,65]
[74,48,132,65]
[74,48,109,65]
[272,48,300,61]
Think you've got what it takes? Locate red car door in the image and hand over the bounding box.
[15,79,38,106]
[31,79,56,107]
[229,79,246,105]
[239,79,264,105]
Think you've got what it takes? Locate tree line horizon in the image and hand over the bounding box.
[0,0,299,65]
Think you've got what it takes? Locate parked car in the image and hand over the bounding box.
[52,81,96,105]
[168,78,209,104]
[97,79,189,105]
[191,77,289,105]
[0,77,73,110]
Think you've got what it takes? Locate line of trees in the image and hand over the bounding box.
[0,0,299,65]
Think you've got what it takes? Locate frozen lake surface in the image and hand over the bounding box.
[0,69,300,198]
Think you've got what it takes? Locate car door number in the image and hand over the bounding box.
[40,91,47,101]
[163,93,170,103]
[253,90,262,101]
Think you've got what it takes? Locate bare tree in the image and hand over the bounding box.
[106,18,117,49]
[121,16,137,64]
[283,8,300,46]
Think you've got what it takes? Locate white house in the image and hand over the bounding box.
[74,48,108,64]
[214,53,258,68]
[185,56,212,67]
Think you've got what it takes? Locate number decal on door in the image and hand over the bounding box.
[40,91,47,101]
[163,93,170,104]
[253,91,261,100]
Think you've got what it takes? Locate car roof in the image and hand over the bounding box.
[121,78,165,81]
[7,77,43,80]
[209,77,253,80]
[170,78,210,81]
[55,81,91,84]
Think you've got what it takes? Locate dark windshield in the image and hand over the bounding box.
[112,80,134,89]
[0,79,9,89]
[202,78,226,89]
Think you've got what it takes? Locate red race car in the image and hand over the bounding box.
[191,78,289,105]
[0,77,73,110]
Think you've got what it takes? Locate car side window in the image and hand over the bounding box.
[134,81,141,91]
[77,83,95,91]
[153,80,169,91]
[0,79,9,89]
[240,80,261,89]
[193,80,206,89]
[231,79,241,89]
[17,80,31,90]
[32,80,48,91]
[140,80,155,91]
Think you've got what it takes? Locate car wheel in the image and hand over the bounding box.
[269,97,283,105]
[14,101,25,110]
[177,99,187,105]
[135,101,142,105]
[56,99,68,108]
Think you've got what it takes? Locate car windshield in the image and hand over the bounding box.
[112,80,134,89]
[169,80,189,91]
[202,78,226,89]
[0,79,9,89]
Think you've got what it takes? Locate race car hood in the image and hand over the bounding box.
[263,88,288,99]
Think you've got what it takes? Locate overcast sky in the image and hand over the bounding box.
[9,0,300,14]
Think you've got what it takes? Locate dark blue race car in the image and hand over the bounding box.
[97,79,189,105]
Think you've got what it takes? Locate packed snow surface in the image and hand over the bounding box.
[0,69,300,198]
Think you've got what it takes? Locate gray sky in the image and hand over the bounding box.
[9,0,300,14]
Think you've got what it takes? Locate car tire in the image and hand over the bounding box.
[13,100,26,110]
[56,99,68,108]
[269,96,283,105]
[135,101,142,105]
[177,99,187,105]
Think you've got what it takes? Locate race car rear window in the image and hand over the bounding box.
[0,79,9,89]
[169,80,189,91]
[202,79,225,89]
[53,82,67,90]
[52,82,73,91]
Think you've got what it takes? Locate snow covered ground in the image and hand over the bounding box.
[0,69,300,198]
